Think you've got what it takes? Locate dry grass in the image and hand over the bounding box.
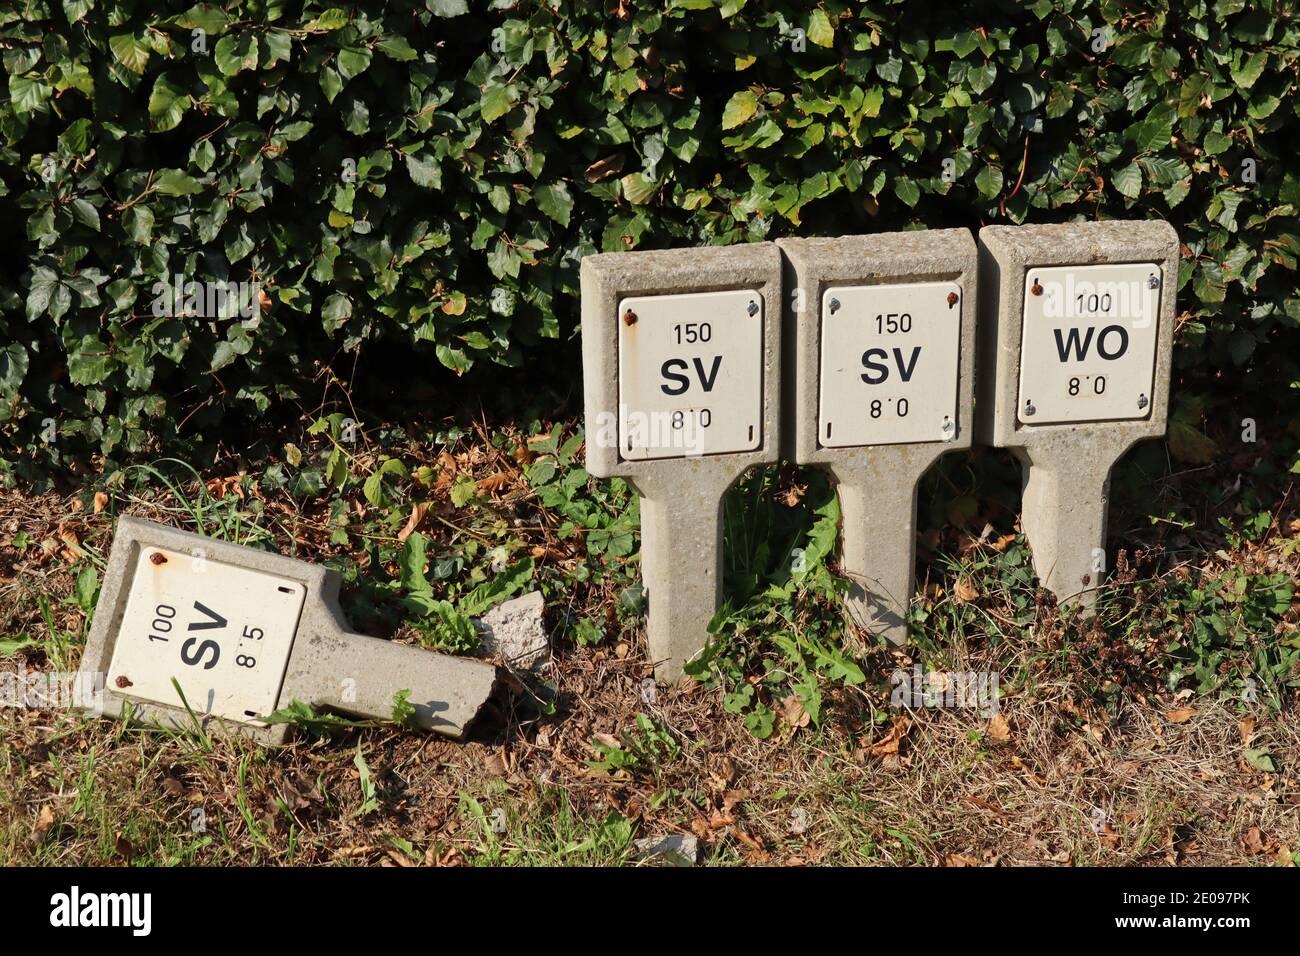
[1,444,1297,867]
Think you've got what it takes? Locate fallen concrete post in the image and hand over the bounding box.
[976,220,1179,608]
[581,243,783,682]
[78,516,499,742]
[779,230,978,645]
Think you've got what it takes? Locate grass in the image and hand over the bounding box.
[0,409,1296,867]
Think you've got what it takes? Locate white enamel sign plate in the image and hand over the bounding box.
[1017,263,1161,425]
[617,289,763,460]
[817,281,961,447]
[106,548,306,724]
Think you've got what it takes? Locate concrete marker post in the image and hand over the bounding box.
[78,516,499,743]
[976,220,1179,608]
[581,243,783,682]
[779,230,978,645]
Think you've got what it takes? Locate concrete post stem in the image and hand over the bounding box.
[1017,446,1117,610]
[290,630,499,738]
[833,464,921,645]
[636,469,735,682]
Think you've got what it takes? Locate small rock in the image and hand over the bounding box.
[477,591,549,670]
[634,834,699,866]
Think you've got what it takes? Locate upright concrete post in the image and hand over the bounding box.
[78,516,499,743]
[976,221,1179,607]
[581,244,783,682]
[779,230,978,645]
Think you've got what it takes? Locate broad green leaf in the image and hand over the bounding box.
[534,182,574,226]
[481,83,517,122]
[427,0,469,15]
[721,90,759,130]
[974,164,1004,200]
[808,9,836,48]
[214,33,259,76]
[405,153,441,189]
[1112,163,1142,199]
[147,74,191,131]
[154,169,203,195]
[109,32,151,74]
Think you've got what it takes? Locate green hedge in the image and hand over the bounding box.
[2,0,1298,480]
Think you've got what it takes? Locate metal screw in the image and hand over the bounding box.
[115,675,132,689]
[149,552,167,565]
[946,291,959,308]
[829,297,841,314]
[1137,393,1149,410]
[1147,274,1159,289]
[747,300,759,317]
[1031,279,1043,296]
[940,417,956,441]
[1023,400,1036,416]
[622,308,637,326]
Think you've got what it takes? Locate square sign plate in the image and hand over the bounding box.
[1018,263,1161,425]
[817,281,961,447]
[106,548,306,724]
[617,289,763,460]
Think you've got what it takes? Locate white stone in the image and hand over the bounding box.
[477,591,549,670]
[634,833,699,866]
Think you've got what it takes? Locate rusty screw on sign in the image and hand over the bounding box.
[622,308,637,327]
[947,291,959,308]
[1031,278,1043,296]
[115,676,132,688]
[149,552,167,565]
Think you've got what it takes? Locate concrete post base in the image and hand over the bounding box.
[829,445,947,646]
[1015,445,1119,610]
[635,468,736,683]
[833,468,920,644]
[282,629,499,738]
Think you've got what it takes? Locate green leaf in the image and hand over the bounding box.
[427,0,469,15]
[337,44,373,80]
[362,457,408,507]
[974,164,1003,200]
[620,172,659,204]
[109,32,151,74]
[26,269,59,321]
[405,153,441,190]
[399,532,431,592]
[377,35,417,61]
[123,206,154,244]
[321,292,352,332]
[1243,748,1275,773]
[807,9,836,48]
[481,83,518,122]
[0,344,29,406]
[459,558,535,617]
[154,169,203,196]
[534,182,574,226]
[214,33,259,76]
[10,76,50,115]
[147,74,191,131]
[1112,163,1142,199]
[893,177,920,207]
[69,199,99,231]
[721,90,759,130]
